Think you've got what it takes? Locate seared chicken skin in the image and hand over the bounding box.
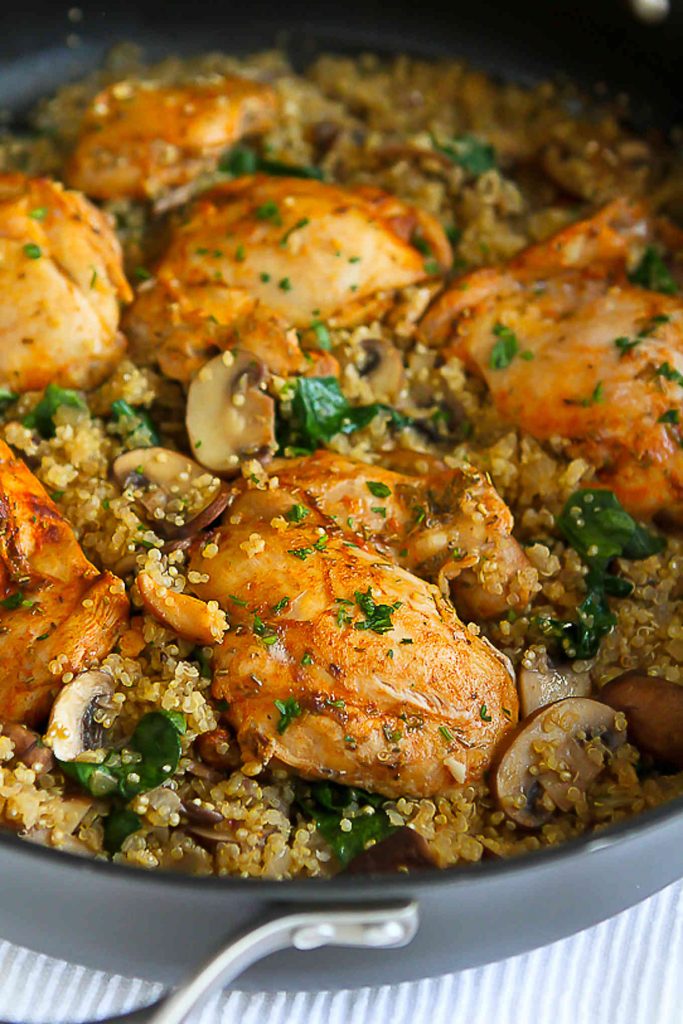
[0,440,129,725]
[66,77,277,200]
[126,176,451,381]
[189,480,518,798]
[273,450,536,619]
[0,174,131,393]
[421,198,683,520]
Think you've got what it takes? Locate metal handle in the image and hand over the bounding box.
[84,901,419,1024]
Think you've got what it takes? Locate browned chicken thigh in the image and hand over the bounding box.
[126,175,451,381]
[421,198,683,520]
[0,174,131,393]
[189,475,518,798]
[273,450,536,619]
[0,440,129,725]
[66,76,277,200]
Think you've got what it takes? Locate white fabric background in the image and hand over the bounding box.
[1,879,682,1024]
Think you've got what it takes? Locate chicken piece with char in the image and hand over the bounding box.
[189,478,518,799]
[125,175,451,381]
[420,198,683,520]
[66,76,277,200]
[0,174,131,393]
[273,450,536,619]
[0,439,129,725]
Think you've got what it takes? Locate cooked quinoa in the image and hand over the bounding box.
[1,45,682,877]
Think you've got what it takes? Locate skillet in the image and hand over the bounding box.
[0,0,682,1019]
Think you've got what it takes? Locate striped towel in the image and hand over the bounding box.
[1,879,682,1024]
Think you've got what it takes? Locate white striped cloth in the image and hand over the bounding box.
[1,879,682,1024]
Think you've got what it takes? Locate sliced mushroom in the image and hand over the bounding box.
[1,722,55,773]
[345,826,438,874]
[601,671,683,769]
[491,697,627,828]
[180,800,225,826]
[518,650,592,717]
[112,446,230,540]
[137,571,227,645]
[185,350,276,473]
[357,338,405,401]
[45,671,115,761]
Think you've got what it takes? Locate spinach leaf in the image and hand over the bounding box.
[628,246,678,295]
[297,781,395,867]
[58,710,184,800]
[219,144,324,181]
[430,133,496,176]
[103,808,142,854]
[23,383,88,439]
[536,489,665,658]
[110,399,160,447]
[279,377,411,452]
[557,490,664,564]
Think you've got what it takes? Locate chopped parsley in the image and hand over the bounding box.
[278,276,292,291]
[438,725,454,744]
[310,320,332,351]
[628,246,678,295]
[0,591,35,610]
[23,243,42,260]
[656,362,683,387]
[235,243,246,262]
[423,258,441,276]
[134,266,152,281]
[274,697,302,733]
[29,206,48,221]
[255,200,282,225]
[301,651,314,666]
[371,506,387,517]
[614,335,641,354]
[430,132,497,176]
[353,588,401,635]
[658,408,680,424]
[480,704,492,722]
[366,480,391,498]
[272,596,290,615]
[280,218,310,247]
[288,546,314,560]
[489,323,519,369]
[219,144,324,181]
[228,594,248,607]
[260,272,271,283]
[285,503,309,523]
[253,614,278,645]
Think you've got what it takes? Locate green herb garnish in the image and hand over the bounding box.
[274,697,302,733]
[489,323,519,369]
[110,399,159,447]
[366,481,391,498]
[353,588,401,635]
[219,144,324,181]
[23,383,87,439]
[629,246,677,295]
[431,133,497,176]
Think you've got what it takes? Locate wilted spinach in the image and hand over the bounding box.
[297,781,396,867]
[110,399,160,447]
[58,710,186,800]
[536,489,665,658]
[278,376,411,453]
[219,144,324,181]
[23,383,88,439]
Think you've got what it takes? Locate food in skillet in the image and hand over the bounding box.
[0,50,682,876]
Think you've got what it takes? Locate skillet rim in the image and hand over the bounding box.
[1,788,682,895]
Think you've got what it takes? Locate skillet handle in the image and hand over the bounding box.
[97,900,419,1024]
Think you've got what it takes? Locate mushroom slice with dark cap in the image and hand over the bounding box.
[345,826,437,874]
[45,670,115,761]
[491,697,627,828]
[601,671,683,770]
[185,350,276,473]
[357,337,405,402]
[518,649,591,717]
[112,446,229,540]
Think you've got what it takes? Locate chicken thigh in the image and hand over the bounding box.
[66,76,277,200]
[126,175,451,381]
[0,174,131,393]
[420,198,683,520]
[189,479,517,798]
[273,450,536,619]
[0,439,129,725]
